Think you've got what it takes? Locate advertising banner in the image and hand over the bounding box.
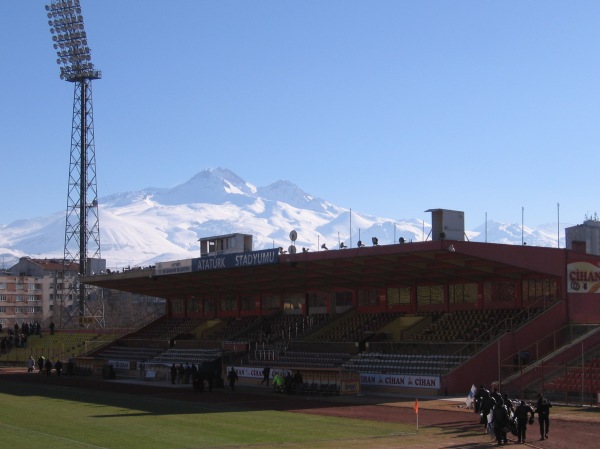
[567,261,600,293]
[359,372,440,389]
[192,248,279,272]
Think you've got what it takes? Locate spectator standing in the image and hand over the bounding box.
[49,322,55,336]
[55,359,63,376]
[535,393,552,440]
[273,372,284,393]
[66,357,75,376]
[170,363,177,384]
[184,363,191,384]
[261,366,271,386]
[27,355,35,373]
[37,356,45,374]
[45,358,52,376]
[227,367,238,391]
[177,363,184,384]
[293,371,304,394]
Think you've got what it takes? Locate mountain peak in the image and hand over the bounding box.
[151,167,257,206]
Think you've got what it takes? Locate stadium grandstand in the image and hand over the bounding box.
[3,209,600,404]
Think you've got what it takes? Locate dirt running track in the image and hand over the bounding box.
[2,368,599,449]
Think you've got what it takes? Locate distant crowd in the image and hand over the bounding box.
[0,321,55,354]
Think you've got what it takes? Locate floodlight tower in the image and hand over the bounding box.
[45,0,104,327]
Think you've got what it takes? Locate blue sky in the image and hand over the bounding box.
[1,1,599,231]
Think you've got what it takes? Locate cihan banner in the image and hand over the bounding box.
[360,373,440,389]
[567,261,600,293]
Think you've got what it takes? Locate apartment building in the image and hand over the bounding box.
[0,258,78,328]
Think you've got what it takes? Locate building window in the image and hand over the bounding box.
[357,288,380,306]
[204,298,216,315]
[523,278,559,302]
[189,297,201,312]
[0,307,5,313]
[417,285,444,304]
[0,295,6,302]
[219,295,237,312]
[262,295,280,310]
[483,280,515,303]
[171,298,184,313]
[283,293,303,310]
[240,295,255,311]
[0,283,5,289]
[16,295,24,302]
[307,292,327,308]
[449,283,478,304]
[387,287,411,306]
[333,291,353,308]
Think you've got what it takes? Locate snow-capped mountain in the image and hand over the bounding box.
[0,168,570,270]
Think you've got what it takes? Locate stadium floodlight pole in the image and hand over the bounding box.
[45,0,102,327]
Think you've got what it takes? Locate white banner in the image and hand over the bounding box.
[567,261,600,293]
[360,372,440,389]
[108,360,131,369]
[226,366,290,379]
[155,259,193,275]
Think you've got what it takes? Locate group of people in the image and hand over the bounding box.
[1,321,56,355]
[169,362,226,392]
[474,385,552,445]
[269,368,303,394]
[28,355,73,376]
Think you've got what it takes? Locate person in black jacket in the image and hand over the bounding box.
[227,367,239,391]
[535,393,552,440]
[261,366,271,386]
[170,363,177,384]
[492,397,510,445]
[514,400,535,444]
[480,389,496,428]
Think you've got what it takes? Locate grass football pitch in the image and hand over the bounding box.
[0,377,420,449]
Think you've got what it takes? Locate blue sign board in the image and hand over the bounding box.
[192,248,279,272]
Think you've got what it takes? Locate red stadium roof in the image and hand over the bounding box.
[83,240,566,299]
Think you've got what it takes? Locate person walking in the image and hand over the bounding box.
[514,400,535,444]
[273,372,284,393]
[492,397,510,445]
[227,367,238,391]
[480,389,496,428]
[535,393,552,440]
[27,355,35,373]
[260,366,271,386]
[44,358,53,376]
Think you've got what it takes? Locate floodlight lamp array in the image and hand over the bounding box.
[45,0,101,82]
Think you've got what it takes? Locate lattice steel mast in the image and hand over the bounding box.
[45,0,104,327]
